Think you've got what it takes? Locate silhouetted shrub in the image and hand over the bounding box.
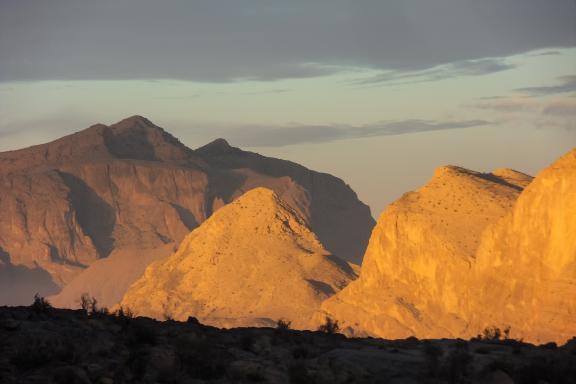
[80,293,96,313]
[478,326,511,341]
[114,306,134,319]
[276,319,292,330]
[79,293,109,317]
[317,316,339,334]
[113,306,134,328]
[31,294,52,314]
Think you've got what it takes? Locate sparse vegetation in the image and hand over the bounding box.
[114,305,134,319]
[31,293,52,314]
[276,318,292,330]
[80,293,109,317]
[317,316,340,334]
[477,326,511,341]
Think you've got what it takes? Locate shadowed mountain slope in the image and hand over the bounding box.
[0,116,374,307]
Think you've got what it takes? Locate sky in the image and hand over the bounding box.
[1,0,575,216]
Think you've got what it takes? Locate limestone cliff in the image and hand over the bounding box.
[119,188,357,329]
[0,116,374,306]
[318,166,532,338]
[470,149,576,343]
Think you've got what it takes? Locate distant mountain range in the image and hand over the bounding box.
[1,115,574,344]
[0,116,375,306]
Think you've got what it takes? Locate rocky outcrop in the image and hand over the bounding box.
[318,165,532,339]
[320,148,575,344]
[196,138,375,265]
[0,116,374,306]
[470,149,576,343]
[119,188,357,329]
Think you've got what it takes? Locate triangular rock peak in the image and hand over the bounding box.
[120,187,357,329]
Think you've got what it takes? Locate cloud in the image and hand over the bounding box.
[471,96,576,115]
[1,0,574,82]
[542,99,576,116]
[470,97,540,113]
[470,96,576,125]
[212,119,492,147]
[354,58,515,85]
[515,75,576,96]
[527,50,561,57]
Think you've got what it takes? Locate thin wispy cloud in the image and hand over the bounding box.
[515,75,576,96]
[469,96,576,129]
[527,50,561,57]
[471,97,540,113]
[353,58,515,86]
[542,99,576,117]
[216,119,492,147]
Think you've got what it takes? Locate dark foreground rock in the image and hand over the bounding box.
[1,305,575,384]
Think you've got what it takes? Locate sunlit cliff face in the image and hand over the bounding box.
[119,187,357,329]
[318,149,575,344]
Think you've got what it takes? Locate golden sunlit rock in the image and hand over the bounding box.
[317,164,533,338]
[470,148,576,343]
[119,187,357,329]
[319,149,575,344]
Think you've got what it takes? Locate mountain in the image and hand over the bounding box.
[0,116,374,307]
[470,149,576,343]
[119,188,357,328]
[317,165,533,338]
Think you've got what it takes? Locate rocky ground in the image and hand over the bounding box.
[0,302,575,384]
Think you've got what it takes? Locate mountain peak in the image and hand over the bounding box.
[108,115,168,136]
[102,116,201,163]
[432,165,478,180]
[113,115,156,127]
[491,168,533,189]
[196,138,234,155]
[119,187,355,328]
